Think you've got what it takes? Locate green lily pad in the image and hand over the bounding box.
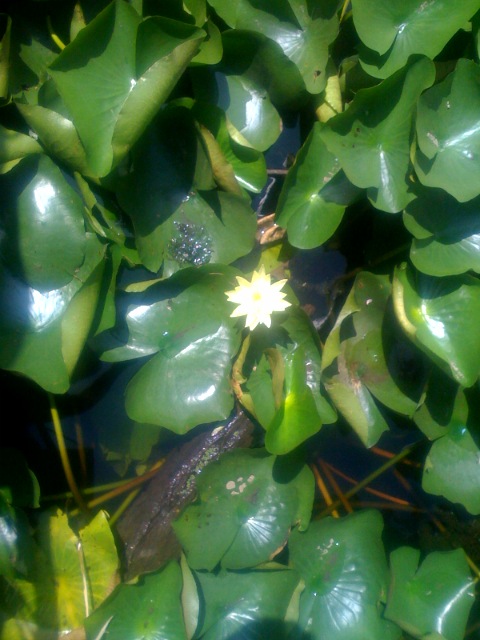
[48,2,204,176]
[115,105,257,273]
[0,124,42,174]
[393,263,480,387]
[223,74,282,152]
[289,510,400,640]
[173,449,311,570]
[415,58,480,202]
[322,272,417,447]
[85,561,187,640]
[0,155,86,292]
[404,187,480,276]
[221,30,307,109]
[78,511,119,609]
[102,268,242,431]
[208,0,338,94]
[385,547,475,640]
[0,233,105,393]
[423,423,480,515]
[414,368,468,441]
[265,347,325,455]
[194,565,301,640]
[276,123,361,249]
[353,0,480,79]
[187,98,268,193]
[320,57,435,212]
[237,307,336,452]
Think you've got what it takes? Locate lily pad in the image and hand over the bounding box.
[276,123,361,249]
[0,155,86,292]
[223,74,282,152]
[48,2,205,176]
[0,124,42,174]
[320,57,435,212]
[208,0,338,94]
[0,233,105,393]
[102,268,242,432]
[353,0,480,79]
[423,423,480,515]
[415,58,480,202]
[322,272,417,447]
[85,561,187,640]
[393,263,480,387]
[194,565,301,640]
[289,510,400,640]
[173,449,312,570]
[404,187,480,276]
[115,105,257,273]
[385,547,475,640]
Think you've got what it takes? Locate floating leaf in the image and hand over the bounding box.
[173,449,312,570]
[0,155,86,292]
[0,124,42,174]
[194,565,301,640]
[276,123,361,249]
[393,263,480,387]
[79,511,119,609]
[115,105,257,273]
[385,547,475,640]
[404,187,480,276]
[208,0,338,94]
[423,423,480,515]
[0,233,105,393]
[289,510,401,640]
[415,58,480,202]
[85,561,187,640]
[223,74,282,152]
[353,0,480,78]
[48,2,205,176]
[414,368,467,441]
[102,268,242,432]
[320,57,435,212]
[322,272,417,447]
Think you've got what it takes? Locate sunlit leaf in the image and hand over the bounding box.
[173,449,310,570]
[194,565,301,640]
[322,272,417,446]
[85,561,187,640]
[423,423,480,515]
[415,59,480,202]
[49,2,204,176]
[404,187,480,276]
[276,123,360,249]
[385,547,475,640]
[0,233,105,393]
[0,155,86,292]
[223,74,282,152]
[393,263,480,387]
[289,510,401,640]
[353,0,480,78]
[320,57,435,212]
[0,124,42,174]
[79,511,119,609]
[208,0,338,94]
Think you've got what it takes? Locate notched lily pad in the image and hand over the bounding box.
[173,448,313,570]
[289,510,400,640]
[385,547,475,640]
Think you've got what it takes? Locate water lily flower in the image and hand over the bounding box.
[225,265,291,331]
